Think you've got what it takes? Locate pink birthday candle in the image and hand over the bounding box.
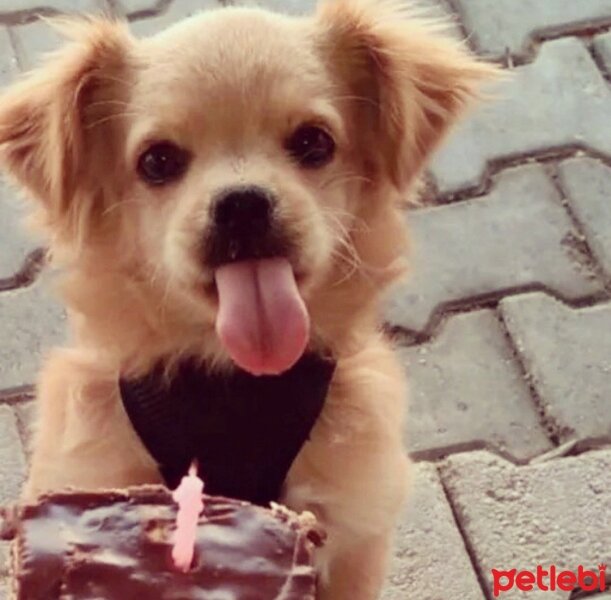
[172,461,205,572]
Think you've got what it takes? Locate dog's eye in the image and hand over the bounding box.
[285,125,335,168]
[137,142,190,185]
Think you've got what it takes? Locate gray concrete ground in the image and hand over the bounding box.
[0,1,610,598]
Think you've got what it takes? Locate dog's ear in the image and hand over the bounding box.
[0,17,132,241]
[316,0,501,189]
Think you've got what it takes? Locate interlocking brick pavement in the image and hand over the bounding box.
[0,0,105,19]
[399,309,551,461]
[0,544,8,579]
[129,0,220,35]
[452,0,611,60]
[11,21,62,70]
[594,29,611,74]
[0,183,39,287]
[0,29,18,84]
[558,157,611,280]
[0,282,66,392]
[0,406,26,505]
[501,292,611,442]
[386,164,604,333]
[0,1,610,599]
[441,449,611,600]
[14,401,35,459]
[116,0,166,16]
[228,0,317,16]
[431,37,611,196]
[382,463,484,600]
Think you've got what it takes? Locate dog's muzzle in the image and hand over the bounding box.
[202,185,308,376]
[204,185,289,267]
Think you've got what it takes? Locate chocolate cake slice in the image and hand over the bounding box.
[4,486,323,599]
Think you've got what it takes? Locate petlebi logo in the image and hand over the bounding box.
[491,564,607,597]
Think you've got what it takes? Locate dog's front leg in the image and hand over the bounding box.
[285,340,410,600]
[24,348,161,499]
[316,531,394,600]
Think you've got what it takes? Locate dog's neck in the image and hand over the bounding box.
[119,351,336,505]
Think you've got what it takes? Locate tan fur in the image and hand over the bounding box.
[0,1,498,597]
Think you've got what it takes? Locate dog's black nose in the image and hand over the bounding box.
[214,186,273,235]
[205,186,288,267]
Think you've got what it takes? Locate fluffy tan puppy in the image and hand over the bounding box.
[0,1,496,597]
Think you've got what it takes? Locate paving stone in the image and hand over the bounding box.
[0,280,66,392]
[408,0,465,41]
[594,30,611,75]
[128,0,455,28]
[129,0,221,36]
[558,158,611,281]
[235,0,455,19]
[453,0,611,60]
[0,0,103,16]
[430,38,611,195]
[0,579,6,600]
[381,462,483,600]
[0,405,26,505]
[385,164,602,333]
[440,449,611,600]
[14,400,35,458]
[399,309,551,461]
[117,0,162,16]
[0,183,40,285]
[10,19,62,71]
[233,0,316,15]
[0,28,18,86]
[501,292,611,442]
[0,543,8,578]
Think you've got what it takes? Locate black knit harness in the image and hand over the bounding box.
[119,353,336,506]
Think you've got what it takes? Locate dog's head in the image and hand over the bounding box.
[0,1,497,374]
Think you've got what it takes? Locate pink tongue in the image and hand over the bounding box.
[215,258,309,375]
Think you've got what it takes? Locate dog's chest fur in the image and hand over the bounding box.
[119,353,336,505]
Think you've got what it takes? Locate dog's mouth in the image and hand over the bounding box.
[213,258,310,376]
[195,185,311,375]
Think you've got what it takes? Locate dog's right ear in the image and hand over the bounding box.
[316,0,500,191]
[0,17,132,240]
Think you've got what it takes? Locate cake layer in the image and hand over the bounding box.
[7,486,322,600]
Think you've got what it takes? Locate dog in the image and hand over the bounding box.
[0,1,497,597]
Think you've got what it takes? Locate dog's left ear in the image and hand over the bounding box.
[0,17,132,241]
[316,0,501,190]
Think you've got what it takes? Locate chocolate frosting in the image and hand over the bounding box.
[10,486,322,599]
[119,353,336,506]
